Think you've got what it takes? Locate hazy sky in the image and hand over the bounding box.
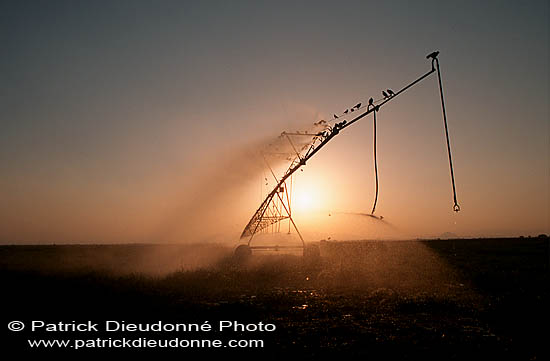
[1,0,548,244]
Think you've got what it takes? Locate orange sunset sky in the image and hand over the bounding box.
[1,1,548,244]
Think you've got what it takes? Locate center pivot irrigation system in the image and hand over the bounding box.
[235,51,460,258]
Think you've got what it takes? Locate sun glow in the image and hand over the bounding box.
[294,190,314,210]
[293,185,322,213]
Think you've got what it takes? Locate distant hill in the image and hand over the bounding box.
[440,232,459,239]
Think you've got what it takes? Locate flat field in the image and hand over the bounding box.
[1,238,548,359]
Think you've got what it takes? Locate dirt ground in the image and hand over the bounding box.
[1,238,548,359]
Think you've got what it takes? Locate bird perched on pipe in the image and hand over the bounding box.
[426,51,439,60]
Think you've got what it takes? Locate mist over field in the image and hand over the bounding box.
[2,238,548,359]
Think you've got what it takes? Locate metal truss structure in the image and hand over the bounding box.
[240,51,460,251]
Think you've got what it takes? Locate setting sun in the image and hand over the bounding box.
[292,181,323,214]
[294,189,315,212]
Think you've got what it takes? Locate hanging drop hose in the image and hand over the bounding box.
[371,107,379,215]
[434,57,460,212]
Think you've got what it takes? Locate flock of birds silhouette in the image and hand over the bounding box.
[330,52,437,121]
[333,89,395,119]
[308,88,398,137]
